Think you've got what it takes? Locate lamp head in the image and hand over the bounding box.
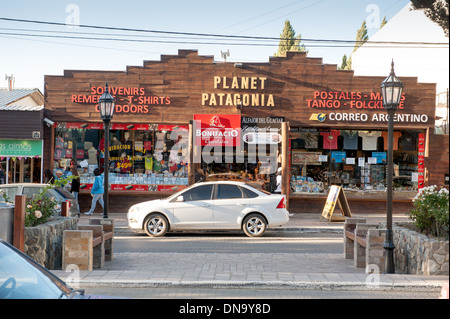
[381,60,404,111]
[98,82,115,121]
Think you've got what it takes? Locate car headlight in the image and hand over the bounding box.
[128,206,138,214]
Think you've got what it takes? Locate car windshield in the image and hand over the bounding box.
[0,242,73,299]
[0,186,18,202]
[54,187,75,200]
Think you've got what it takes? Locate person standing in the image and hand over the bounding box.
[44,169,55,184]
[274,167,282,194]
[0,166,6,184]
[70,167,80,213]
[84,168,104,215]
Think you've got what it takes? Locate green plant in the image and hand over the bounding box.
[409,185,449,238]
[0,189,10,203]
[25,186,61,227]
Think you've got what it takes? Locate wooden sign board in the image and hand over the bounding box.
[320,185,352,222]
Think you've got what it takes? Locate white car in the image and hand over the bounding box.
[127,181,290,237]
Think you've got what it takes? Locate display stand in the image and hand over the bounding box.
[320,185,352,222]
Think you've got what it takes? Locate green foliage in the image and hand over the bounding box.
[410,0,449,37]
[275,20,308,56]
[25,185,61,227]
[408,185,449,238]
[380,16,388,28]
[0,189,10,202]
[25,191,58,227]
[339,20,369,70]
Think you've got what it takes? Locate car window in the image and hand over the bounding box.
[54,188,75,199]
[181,185,213,201]
[0,187,18,201]
[44,189,62,202]
[0,242,72,299]
[23,187,43,197]
[216,184,244,200]
[240,186,259,198]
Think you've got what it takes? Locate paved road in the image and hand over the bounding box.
[113,230,343,254]
[55,213,447,300]
[84,286,440,299]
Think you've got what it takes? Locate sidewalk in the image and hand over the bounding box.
[52,212,448,293]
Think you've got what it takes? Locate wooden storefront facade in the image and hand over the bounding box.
[44,50,448,214]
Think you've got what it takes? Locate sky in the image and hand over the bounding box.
[0,0,412,92]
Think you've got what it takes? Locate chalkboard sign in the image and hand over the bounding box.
[320,185,352,222]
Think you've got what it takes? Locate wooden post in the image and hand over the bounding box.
[281,122,290,211]
[188,121,195,185]
[61,201,69,217]
[13,195,26,252]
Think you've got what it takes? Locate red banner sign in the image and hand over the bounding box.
[193,114,241,146]
[56,122,188,131]
[418,133,425,190]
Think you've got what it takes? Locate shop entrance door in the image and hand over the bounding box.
[2,157,42,184]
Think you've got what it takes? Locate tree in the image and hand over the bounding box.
[275,20,308,56]
[410,0,449,37]
[353,20,369,52]
[380,16,388,28]
[340,54,349,70]
[339,20,369,70]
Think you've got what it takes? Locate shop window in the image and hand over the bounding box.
[290,128,421,194]
[53,123,189,191]
[200,143,280,193]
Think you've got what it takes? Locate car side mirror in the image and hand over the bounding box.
[176,195,184,202]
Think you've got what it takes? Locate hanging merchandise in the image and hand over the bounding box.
[359,131,382,151]
[381,131,402,151]
[320,130,340,150]
[340,130,359,150]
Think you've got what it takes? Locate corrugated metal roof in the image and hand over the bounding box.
[0,88,43,111]
[0,104,44,111]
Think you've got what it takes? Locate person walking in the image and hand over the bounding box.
[84,168,104,215]
[70,167,80,213]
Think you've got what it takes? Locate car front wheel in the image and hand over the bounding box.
[144,214,169,237]
[243,214,267,237]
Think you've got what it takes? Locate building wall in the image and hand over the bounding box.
[45,50,436,129]
[0,110,43,139]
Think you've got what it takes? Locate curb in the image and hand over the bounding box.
[74,279,444,291]
[114,226,344,235]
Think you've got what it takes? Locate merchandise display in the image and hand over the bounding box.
[290,128,420,193]
[53,123,189,191]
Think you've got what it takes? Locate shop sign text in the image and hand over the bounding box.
[307,91,430,124]
[306,91,405,110]
[202,76,275,107]
[71,86,171,114]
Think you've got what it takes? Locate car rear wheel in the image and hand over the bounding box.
[243,214,267,237]
[144,213,169,237]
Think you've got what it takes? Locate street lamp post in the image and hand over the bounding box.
[98,82,115,219]
[381,60,404,274]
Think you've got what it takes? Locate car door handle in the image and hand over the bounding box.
[201,204,211,207]
[236,203,245,206]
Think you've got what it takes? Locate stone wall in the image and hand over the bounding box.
[394,224,449,275]
[24,217,78,270]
